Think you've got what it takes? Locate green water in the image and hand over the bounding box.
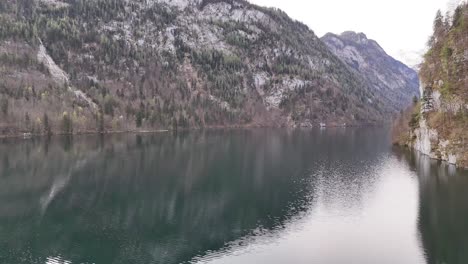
[0,128,467,264]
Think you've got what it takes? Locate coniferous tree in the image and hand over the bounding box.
[98,108,105,134]
[25,112,30,131]
[61,112,73,134]
[43,112,51,135]
[0,97,8,115]
[433,10,446,42]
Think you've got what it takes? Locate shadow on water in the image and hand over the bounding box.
[0,128,392,264]
[395,149,468,264]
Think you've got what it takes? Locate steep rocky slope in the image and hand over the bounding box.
[0,0,389,135]
[321,31,420,112]
[396,3,468,168]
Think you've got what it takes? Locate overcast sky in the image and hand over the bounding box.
[248,0,461,67]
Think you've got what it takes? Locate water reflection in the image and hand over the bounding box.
[200,139,424,264]
[403,151,468,264]
[0,129,389,264]
[0,129,467,264]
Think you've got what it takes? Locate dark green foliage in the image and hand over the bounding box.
[421,3,468,99]
[103,95,117,116]
[43,112,51,135]
[226,33,251,49]
[441,45,453,59]
[136,111,143,128]
[24,112,32,132]
[68,0,127,22]
[199,0,250,10]
[193,50,245,72]
[0,97,8,115]
[98,108,105,134]
[61,113,73,134]
[135,102,145,128]
[409,111,420,129]
[453,6,463,28]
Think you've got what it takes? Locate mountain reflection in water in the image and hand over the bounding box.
[0,129,467,264]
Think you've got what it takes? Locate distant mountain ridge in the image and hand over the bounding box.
[321,31,420,112]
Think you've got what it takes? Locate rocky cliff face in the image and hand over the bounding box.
[0,0,389,135]
[321,31,420,112]
[408,3,468,168]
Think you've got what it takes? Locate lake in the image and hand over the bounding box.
[0,128,467,264]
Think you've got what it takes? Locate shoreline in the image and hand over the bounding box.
[394,143,468,170]
[0,129,170,140]
[0,122,389,141]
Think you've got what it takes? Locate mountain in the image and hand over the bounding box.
[394,3,468,168]
[0,0,390,136]
[321,31,420,112]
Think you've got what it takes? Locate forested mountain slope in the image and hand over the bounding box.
[395,3,468,168]
[322,31,420,112]
[0,0,389,135]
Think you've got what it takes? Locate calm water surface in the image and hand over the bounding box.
[0,128,467,264]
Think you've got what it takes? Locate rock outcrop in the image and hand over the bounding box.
[404,3,468,168]
[321,31,420,112]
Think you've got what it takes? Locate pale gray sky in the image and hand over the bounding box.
[249,0,461,67]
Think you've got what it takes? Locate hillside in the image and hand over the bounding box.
[395,3,468,168]
[0,0,394,135]
[321,31,420,112]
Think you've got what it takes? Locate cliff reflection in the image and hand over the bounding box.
[0,128,391,264]
[401,150,468,264]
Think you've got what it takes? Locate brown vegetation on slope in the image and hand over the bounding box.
[395,3,468,167]
[1,0,392,136]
